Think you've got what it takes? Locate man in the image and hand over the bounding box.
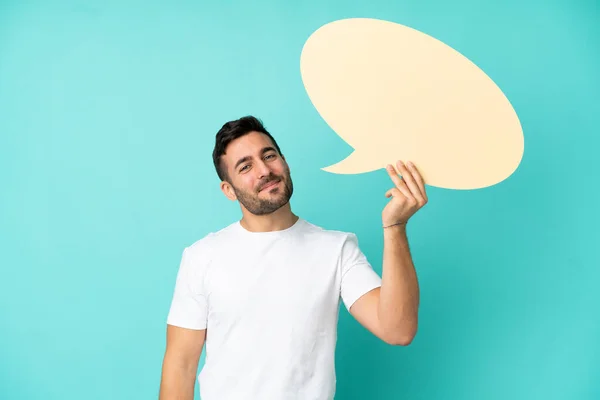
[159,116,426,399]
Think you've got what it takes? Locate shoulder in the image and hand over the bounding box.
[299,220,367,268]
[183,221,239,263]
[298,218,360,246]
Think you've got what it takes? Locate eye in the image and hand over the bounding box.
[265,154,276,160]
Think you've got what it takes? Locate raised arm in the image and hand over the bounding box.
[349,160,426,345]
[159,325,206,400]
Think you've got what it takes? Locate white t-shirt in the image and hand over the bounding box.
[166,217,382,400]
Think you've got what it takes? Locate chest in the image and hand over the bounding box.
[203,242,342,332]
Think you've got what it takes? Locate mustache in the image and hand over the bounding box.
[257,176,281,191]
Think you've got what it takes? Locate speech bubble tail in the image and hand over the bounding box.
[321,150,381,174]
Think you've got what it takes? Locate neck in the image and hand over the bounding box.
[239,204,299,232]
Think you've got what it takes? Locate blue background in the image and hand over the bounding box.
[1,1,599,399]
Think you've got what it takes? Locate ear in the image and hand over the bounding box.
[220,181,237,201]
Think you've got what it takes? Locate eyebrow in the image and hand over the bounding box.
[234,146,277,170]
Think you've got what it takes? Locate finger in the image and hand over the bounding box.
[386,164,404,187]
[385,187,406,200]
[385,165,412,198]
[396,161,423,204]
[407,161,428,203]
[385,187,400,198]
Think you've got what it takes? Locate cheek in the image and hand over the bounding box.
[242,176,259,190]
[275,163,289,176]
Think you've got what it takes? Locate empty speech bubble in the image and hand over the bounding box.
[300,18,524,190]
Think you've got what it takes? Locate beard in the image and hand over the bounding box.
[232,168,294,215]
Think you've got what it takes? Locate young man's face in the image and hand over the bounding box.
[220,131,293,215]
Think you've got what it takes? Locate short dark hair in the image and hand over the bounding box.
[212,116,283,182]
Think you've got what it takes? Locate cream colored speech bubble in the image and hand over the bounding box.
[300,18,524,190]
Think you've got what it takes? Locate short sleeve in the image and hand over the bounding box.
[166,247,208,330]
[339,233,382,311]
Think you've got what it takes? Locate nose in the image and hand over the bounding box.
[256,160,272,179]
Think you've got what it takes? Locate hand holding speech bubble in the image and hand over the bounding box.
[300,18,524,190]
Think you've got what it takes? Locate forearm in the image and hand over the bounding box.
[378,224,420,344]
[159,354,198,400]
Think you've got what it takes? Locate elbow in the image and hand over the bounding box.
[378,309,419,346]
[385,333,416,346]
[383,324,418,346]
